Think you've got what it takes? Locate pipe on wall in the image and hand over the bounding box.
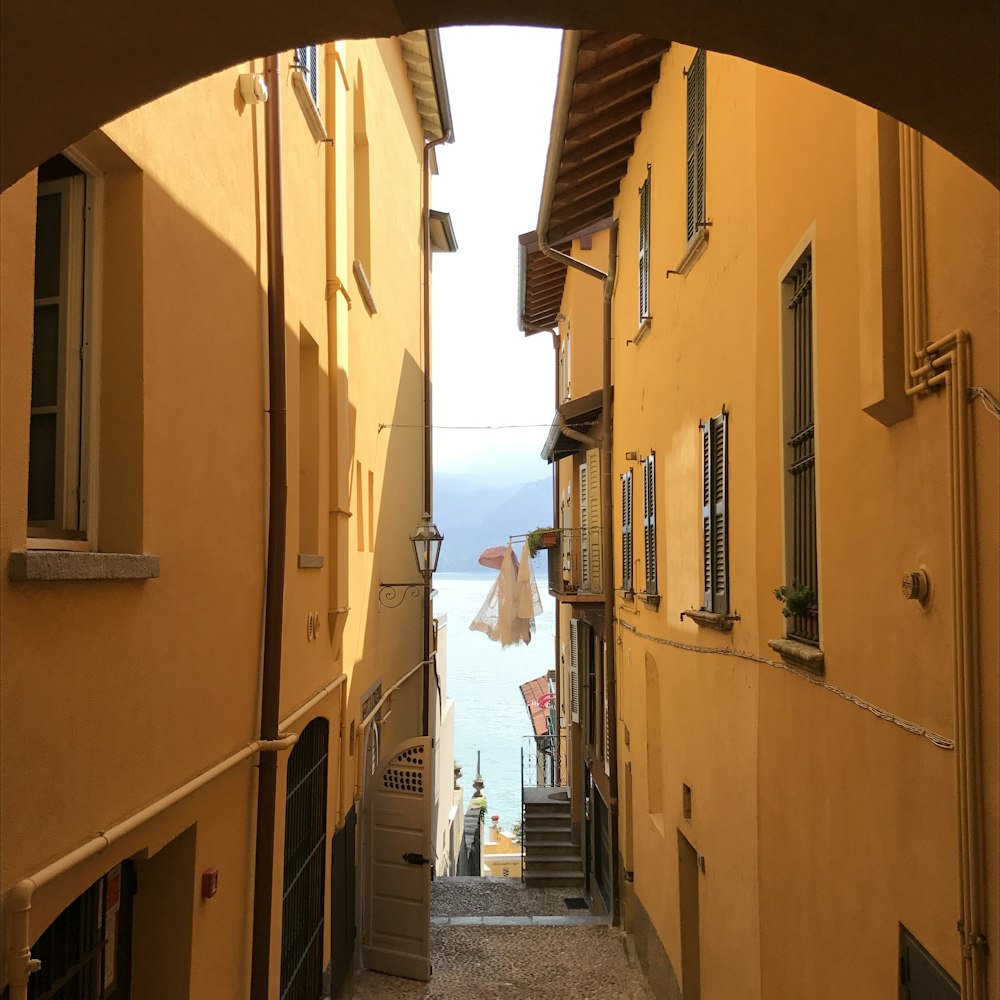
[420,126,451,735]
[249,51,288,1000]
[4,733,298,1000]
[899,128,986,999]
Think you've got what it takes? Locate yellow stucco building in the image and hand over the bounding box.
[519,32,998,1000]
[1,33,456,999]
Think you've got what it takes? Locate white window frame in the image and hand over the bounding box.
[28,148,103,551]
[292,45,328,143]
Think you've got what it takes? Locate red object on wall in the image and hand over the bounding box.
[201,868,219,899]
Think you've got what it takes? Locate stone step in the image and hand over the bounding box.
[523,870,586,888]
[523,804,571,820]
[523,842,580,860]
[522,829,573,845]
[523,852,583,867]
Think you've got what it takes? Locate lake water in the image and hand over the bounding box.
[435,571,555,833]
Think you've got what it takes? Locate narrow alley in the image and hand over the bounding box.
[348,879,653,999]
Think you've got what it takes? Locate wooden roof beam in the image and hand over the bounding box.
[572,38,669,91]
[549,200,616,243]
[549,181,623,227]
[555,155,633,197]
[569,64,662,119]
[559,122,642,170]
[564,93,658,146]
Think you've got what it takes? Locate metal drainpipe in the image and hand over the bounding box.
[535,30,621,922]
[250,51,288,1000]
[421,128,451,734]
[601,221,620,925]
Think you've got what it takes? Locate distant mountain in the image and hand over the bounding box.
[434,473,552,573]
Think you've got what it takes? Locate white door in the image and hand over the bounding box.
[362,738,433,980]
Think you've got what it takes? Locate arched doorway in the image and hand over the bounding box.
[280,718,330,1000]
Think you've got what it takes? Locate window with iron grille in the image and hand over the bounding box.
[701,411,728,613]
[295,46,319,105]
[685,49,706,244]
[642,452,657,594]
[638,171,651,323]
[11,864,134,1000]
[621,469,633,592]
[782,249,819,645]
[280,717,329,1000]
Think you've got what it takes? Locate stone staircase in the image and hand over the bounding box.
[521,787,584,888]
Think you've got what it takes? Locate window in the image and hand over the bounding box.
[621,469,634,593]
[638,171,651,323]
[782,249,819,644]
[29,155,95,544]
[559,320,571,401]
[295,46,319,105]
[642,452,657,594]
[701,410,728,613]
[685,49,706,243]
[568,618,581,723]
[16,863,134,1000]
[898,925,959,999]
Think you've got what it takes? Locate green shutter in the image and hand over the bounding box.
[702,412,728,613]
[643,453,657,594]
[621,470,633,592]
[638,175,650,322]
[686,50,706,243]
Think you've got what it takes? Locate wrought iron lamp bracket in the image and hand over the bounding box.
[377,582,426,609]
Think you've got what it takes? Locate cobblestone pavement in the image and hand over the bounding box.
[345,878,654,1000]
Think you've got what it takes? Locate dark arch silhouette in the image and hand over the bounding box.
[0,0,997,192]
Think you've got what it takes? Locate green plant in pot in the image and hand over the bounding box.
[526,527,558,557]
[774,583,816,618]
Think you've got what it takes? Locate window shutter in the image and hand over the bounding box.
[711,412,728,613]
[643,453,657,594]
[621,470,633,592]
[686,50,706,242]
[638,176,650,322]
[586,447,602,590]
[702,422,713,609]
[569,618,581,723]
[579,462,590,590]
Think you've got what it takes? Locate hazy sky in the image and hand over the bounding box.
[431,27,561,486]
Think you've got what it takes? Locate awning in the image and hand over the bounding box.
[540,387,609,462]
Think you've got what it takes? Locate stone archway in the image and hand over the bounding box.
[0,0,997,192]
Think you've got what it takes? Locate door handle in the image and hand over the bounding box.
[402,852,431,866]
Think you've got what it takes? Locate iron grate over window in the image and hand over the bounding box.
[295,46,319,105]
[280,717,329,1000]
[785,251,819,644]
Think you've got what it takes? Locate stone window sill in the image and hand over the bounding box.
[681,608,739,632]
[636,591,660,610]
[767,637,824,673]
[297,553,325,569]
[291,69,328,143]
[671,226,710,277]
[9,550,160,582]
[632,316,653,347]
[353,259,378,316]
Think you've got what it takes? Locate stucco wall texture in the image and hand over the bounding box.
[1,37,436,999]
[550,45,998,1000]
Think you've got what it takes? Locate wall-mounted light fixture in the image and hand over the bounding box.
[378,512,443,609]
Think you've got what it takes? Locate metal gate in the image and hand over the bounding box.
[362,738,433,981]
[280,718,329,1000]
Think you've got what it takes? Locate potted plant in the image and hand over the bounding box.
[774,583,816,618]
[527,527,559,557]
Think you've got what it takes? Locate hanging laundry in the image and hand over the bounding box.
[469,541,539,648]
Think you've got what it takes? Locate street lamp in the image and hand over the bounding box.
[410,512,443,579]
[378,513,444,608]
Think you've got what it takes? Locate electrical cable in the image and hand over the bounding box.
[617,618,955,750]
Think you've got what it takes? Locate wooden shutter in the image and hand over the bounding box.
[586,447,602,590]
[702,413,729,612]
[579,462,590,591]
[643,452,657,594]
[686,49,706,242]
[638,175,650,322]
[621,470,633,592]
[569,618,581,723]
